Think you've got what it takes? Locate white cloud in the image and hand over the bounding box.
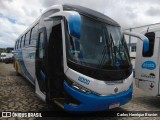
[0,17,27,47]
[0,0,42,25]
[0,0,43,47]
[39,0,160,28]
[1,0,160,47]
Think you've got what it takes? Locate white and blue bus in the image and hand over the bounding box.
[13,4,149,112]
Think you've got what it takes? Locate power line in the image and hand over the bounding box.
[124,22,160,30]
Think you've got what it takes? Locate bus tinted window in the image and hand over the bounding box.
[30,24,38,45]
[25,31,31,46]
[142,32,155,57]
[15,41,17,50]
[20,38,22,48]
[21,36,24,48]
[19,39,21,48]
[23,35,26,47]
[17,40,19,49]
[39,32,45,59]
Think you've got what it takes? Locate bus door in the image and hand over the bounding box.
[135,31,160,96]
[46,22,66,108]
[35,27,47,95]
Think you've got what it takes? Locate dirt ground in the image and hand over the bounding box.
[0,63,160,120]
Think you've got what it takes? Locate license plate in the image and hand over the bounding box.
[109,103,120,109]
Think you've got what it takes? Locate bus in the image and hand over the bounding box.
[13,4,149,112]
[135,28,160,96]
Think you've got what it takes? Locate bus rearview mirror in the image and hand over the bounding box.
[143,38,149,52]
[67,14,81,39]
[124,31,149,52]
[44,11,81,39]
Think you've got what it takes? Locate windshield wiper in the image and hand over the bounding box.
[98,28,113,68]
[119,35,131,64]
[109,34,117,67]
[98,46,107,68]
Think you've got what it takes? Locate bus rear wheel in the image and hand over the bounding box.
[15,63,20,76]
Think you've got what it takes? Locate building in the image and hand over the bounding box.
[127,43,136,58]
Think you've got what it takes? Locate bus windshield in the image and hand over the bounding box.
[67,16,131,70]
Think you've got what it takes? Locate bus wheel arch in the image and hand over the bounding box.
[15,62,20,76]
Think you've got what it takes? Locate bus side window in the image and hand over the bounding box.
[19,38,22,48]
[15,41,17,50]
[18,39,21,48]
[16,41,18,49]
[18,39,20,49]
[23,35,26,47]
[30,24,38,45]
[142,32,155,57]
[38,32,45,59]
[25,31,31,46]
[17,40,19,49]
[21,36,24,48]
[20,36,24,48]
[24,33,27,46]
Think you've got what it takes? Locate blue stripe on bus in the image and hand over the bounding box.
[17,49,35,84]
[64,81,132,112]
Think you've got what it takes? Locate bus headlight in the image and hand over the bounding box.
[71,82,91,94]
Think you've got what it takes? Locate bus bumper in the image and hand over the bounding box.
[64,82,132,112]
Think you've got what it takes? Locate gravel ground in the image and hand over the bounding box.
[0,63,160,120]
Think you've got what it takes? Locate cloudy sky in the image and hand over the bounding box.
[0,0,160,48]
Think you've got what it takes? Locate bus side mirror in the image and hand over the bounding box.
[124,31,149,52]
[44,11,81,39]
[143,38,149,52]
[67,14,81,39]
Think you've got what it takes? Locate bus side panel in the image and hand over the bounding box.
[21,47,36,85]
[13,43,36,86]
[14,46,36,86]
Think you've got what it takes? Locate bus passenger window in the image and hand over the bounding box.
[20,38,22,48]
[21,36,24,48]
[23,35,26,47]
[142,32,155,57]
[15,41,17,50]
[30,24,38,45]
[39,33,45,59]
[25,31,31,46]
[17,40,19,49]
[18,39,21,48]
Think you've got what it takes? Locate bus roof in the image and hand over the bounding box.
[63,4,120,27]
[15,4,120,42]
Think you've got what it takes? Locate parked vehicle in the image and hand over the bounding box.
[0,52,7,62]
[13,4,149,112]
[4,53,14,64]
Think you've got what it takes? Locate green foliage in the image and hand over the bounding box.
[0,48,14,54]
[0,48,5,54]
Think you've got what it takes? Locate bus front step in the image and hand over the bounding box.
[53,98,64,109]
